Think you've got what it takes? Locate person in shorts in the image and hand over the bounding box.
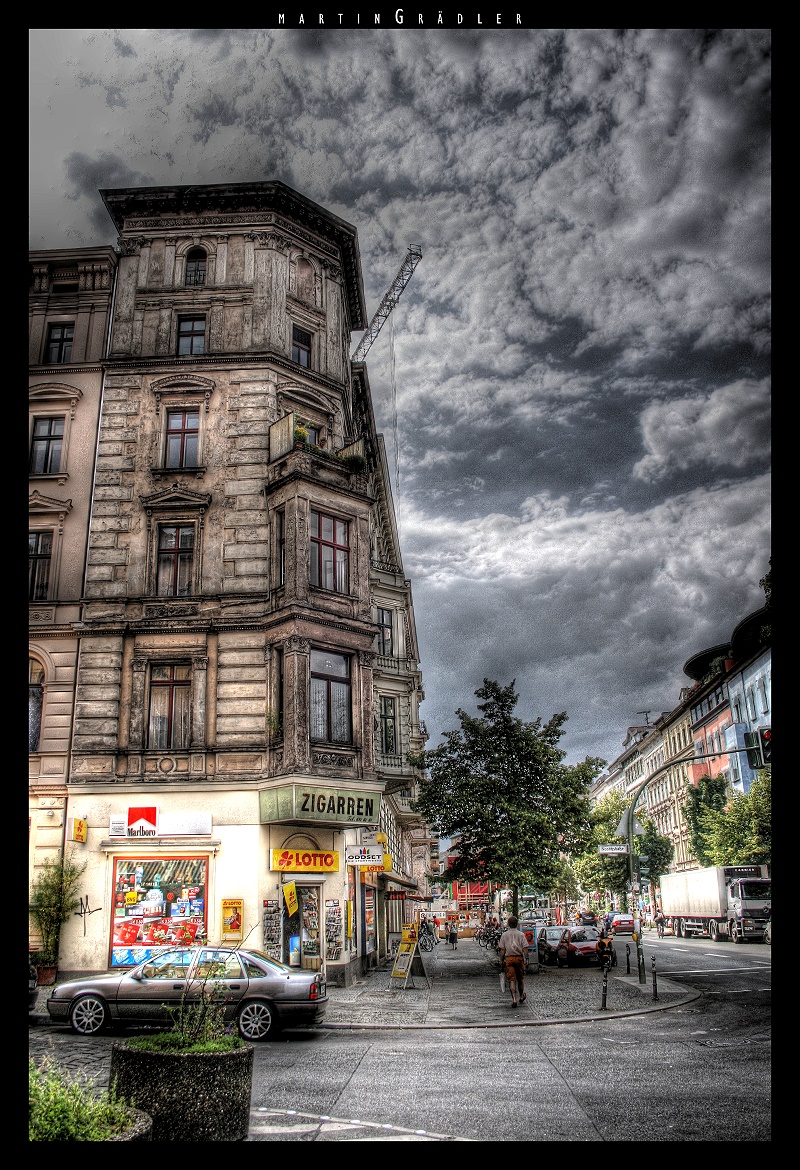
[498,915,529,1006]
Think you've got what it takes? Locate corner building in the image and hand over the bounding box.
[63,182,429,984]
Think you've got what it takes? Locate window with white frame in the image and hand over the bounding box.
[30,417,65,474]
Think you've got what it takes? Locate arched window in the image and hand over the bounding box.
[184,248,207,287]
[29,658,44,752]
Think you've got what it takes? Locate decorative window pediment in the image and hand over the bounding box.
[29,383,82,418]
[276,381,335,418]
[29,490,72,518]
[150,374,216,412]
[141,484,212,515]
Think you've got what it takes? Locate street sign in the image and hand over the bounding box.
[598,844,629,855]
[638,854,649,861]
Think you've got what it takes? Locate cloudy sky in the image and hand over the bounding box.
[29,27,771,770]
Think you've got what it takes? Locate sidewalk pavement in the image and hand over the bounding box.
[30,931,699,1032]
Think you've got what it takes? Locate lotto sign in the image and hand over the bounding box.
[68,817,88,843]
[221,898,243,939]
[270,849,340,872]
[282,881,299,917]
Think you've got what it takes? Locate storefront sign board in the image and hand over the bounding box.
[271,849,340,872]
[345,845,385,866]
[109,807,212,838]
[260,785,382,826]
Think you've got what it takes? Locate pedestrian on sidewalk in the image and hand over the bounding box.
[498,914,529,1007]
[448,921,458,949]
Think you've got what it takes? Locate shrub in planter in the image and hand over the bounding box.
[29,1058,152,1142]
[109,957,254,1141]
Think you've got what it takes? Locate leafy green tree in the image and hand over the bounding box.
[636,819,674,883]
[684,774,728,866]
[572,790,631,898]
[695,770,771,866]
[410,680,602,898]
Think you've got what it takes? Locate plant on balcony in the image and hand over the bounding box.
[293,425,309,445]
[338,452,366,473]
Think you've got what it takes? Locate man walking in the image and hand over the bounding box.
[498,915,529,1007]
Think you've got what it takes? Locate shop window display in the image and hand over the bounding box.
[110,856,208,967]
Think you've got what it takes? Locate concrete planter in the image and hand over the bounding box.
[110,1041,254,1142]
[107,1108,153,1141]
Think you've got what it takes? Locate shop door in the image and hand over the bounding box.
[283,885,322,971]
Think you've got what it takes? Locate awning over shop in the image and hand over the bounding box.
[380,870,419,890]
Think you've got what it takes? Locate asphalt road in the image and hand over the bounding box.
[29,934,770,1141]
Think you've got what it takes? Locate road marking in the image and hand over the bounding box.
[251,1108,473,1141]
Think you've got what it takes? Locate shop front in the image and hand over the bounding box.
[260,783,384,986]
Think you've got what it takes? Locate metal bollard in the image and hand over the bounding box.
[626,943,631,974]
[651,954,659,1001]
[601,964,608,1010]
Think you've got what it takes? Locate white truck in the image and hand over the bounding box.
[658,864,770,943]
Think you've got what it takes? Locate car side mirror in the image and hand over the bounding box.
[130,972,143,982]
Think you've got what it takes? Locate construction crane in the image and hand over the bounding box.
[351,244,422,362]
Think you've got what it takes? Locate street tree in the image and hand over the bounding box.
[695,769,771,866]
[409,680,602,907]
[571,790,631,900]
[685,773,728,867]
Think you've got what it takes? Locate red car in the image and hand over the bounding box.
[610,913,635,934]
[538,925,617,967]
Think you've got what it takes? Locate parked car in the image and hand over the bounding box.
[537,926,570,965]
[610,912,635,935]
[46,946,327,1040]
[29,961,39,1011]
[577,910,597,926]
[560,925,617,967]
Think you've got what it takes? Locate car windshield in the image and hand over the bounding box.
[572,926,598,941]
[544,928,564,940]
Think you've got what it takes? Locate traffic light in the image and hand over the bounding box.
[759,727,771,765]
[744,731,762,769]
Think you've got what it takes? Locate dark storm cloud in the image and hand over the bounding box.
[29,27,770,766]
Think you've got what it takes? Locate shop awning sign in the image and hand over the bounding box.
[260,785,382,826]
[345,846,386,866]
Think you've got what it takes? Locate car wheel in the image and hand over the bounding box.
[237,999,276,1041]
[709,920,719,942]
[69,994,110,1036]
[730,922,743,944]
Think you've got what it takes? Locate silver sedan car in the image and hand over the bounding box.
[46,946,327,1040]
